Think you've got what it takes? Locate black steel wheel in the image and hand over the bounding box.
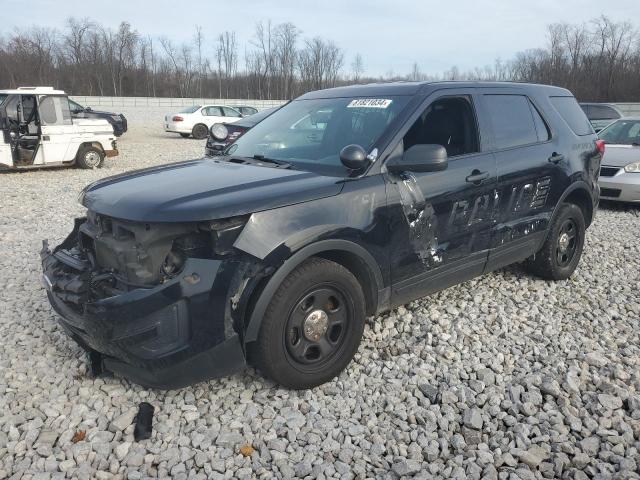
[249,258,366,389]
[525,203,586,280]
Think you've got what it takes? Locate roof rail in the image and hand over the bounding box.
[17,86,56,91]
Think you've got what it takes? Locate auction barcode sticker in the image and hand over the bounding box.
[347,99,393,108]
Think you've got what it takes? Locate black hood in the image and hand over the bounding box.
[80,158,344,222]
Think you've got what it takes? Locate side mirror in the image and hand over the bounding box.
[386,144,448,173]
[340,144,369,170]
[86,106,93,112]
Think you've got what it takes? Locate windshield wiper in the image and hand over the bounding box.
[251,154,293,169]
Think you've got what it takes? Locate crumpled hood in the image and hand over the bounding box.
[80,158,344,222]
[601,144,640,168]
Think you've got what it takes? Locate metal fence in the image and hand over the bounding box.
[69,96,287,110]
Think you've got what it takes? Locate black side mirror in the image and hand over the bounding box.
[340,144,369,170]
[386,144,448,173]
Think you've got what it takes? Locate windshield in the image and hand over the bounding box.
[227,96,411,173]
[599,119,640,145]
[180,105,201,114]
[69,99,84,111]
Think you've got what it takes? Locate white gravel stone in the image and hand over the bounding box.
[0,106,639,478]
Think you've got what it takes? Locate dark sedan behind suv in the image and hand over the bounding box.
[69,99,128,136]
[42,81,601,390]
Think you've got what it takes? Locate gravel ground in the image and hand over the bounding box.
[1,107,639,480]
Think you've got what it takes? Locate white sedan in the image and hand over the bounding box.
[164,105,243,139]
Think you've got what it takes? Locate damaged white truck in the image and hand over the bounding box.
[0,87,118,169]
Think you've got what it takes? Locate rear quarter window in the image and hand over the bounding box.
[550,96,594,136]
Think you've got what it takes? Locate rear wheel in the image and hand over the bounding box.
[249,258,366,389]
[179,133,190,138]
[76,145,104,169]
[525,203,585,280]
[192,124,208,140]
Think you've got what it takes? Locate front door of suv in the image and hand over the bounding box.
[384,89,498,306]
[477,88,564,271]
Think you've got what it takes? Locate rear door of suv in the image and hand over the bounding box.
[477,87,566,271]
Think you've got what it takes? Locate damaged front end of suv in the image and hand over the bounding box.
[41,210,271,388]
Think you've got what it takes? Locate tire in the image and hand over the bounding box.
[525,203,585,280]
[76,145,104,169]
[191,124,208,140]
[249,258,366,389]
[179,133,190,138]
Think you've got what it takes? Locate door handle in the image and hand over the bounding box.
[466,170,490,184]
[548,152,564,164]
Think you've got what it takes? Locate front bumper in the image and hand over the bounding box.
[40,224,246,389]
[599,171,640,202]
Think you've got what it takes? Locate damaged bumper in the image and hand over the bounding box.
[40,221,248,389]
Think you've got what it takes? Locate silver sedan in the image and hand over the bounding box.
[598,118,640,203]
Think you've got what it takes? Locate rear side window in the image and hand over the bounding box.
[202,106,222,116]
[222,107,241,117]
[590,105,620,120]
[550,96,593,136]
[484,95,538,149]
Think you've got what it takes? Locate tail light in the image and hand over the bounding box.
[172,116,184,122]
[595,139,605,155]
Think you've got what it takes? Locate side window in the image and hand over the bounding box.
[529,101,550,142]
[4,96,19,123]
[39,96,72,126]
[403,96,479,157]
[21,96,37,124]
[549,96,593,136]
[202,106,222,116]
[484,95,538,149]
[591,105,620,120]
[222,107,241,117]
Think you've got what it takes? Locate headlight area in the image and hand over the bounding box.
[41,213,255,388]
[624,161,640,173]
[51,212,250,301]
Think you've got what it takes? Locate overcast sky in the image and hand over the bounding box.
[1,0,637,76]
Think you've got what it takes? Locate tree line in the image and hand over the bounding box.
[0,16,639,101]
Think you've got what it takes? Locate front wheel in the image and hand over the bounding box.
[249,258,366,389]
[525,203,586,280]
[76,146,104,169]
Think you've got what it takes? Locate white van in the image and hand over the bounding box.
[0,87,118,169]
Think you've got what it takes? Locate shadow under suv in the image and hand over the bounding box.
[41,81,602,389]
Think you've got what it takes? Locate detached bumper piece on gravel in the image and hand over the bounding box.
[40,218,246,389]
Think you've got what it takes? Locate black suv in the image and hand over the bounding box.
[41,82,601,389]
[69,99,128,136]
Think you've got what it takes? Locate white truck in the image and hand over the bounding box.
[0,87,118,169]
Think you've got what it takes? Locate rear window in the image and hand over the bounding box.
[483,94,539,149]
[550,96,593,136]
[0,94,7,105]
[179,105,201,114]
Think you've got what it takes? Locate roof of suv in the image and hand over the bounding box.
[0,86,66,95]
[298,81,572,99]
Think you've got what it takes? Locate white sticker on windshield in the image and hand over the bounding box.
[347,98,392,109]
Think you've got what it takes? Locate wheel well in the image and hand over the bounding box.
[192,123,207,131]
[78,142,105,154]
[564,188,593,227]
[314,250,378,316]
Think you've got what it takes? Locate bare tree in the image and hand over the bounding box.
[351,53,364,82]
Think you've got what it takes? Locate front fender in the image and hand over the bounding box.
[242,238,386,343]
